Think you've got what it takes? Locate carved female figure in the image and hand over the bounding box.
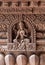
[16,22,27,41]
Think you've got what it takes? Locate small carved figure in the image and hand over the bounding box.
[16,22,27,41]
[13,22,32,50]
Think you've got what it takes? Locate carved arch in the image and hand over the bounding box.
[23,15,36,43]
[8,18,18,42]
[8,15,36,43]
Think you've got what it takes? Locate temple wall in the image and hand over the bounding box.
[0,0,45,65]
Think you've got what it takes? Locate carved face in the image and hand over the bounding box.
[19,22,24,29]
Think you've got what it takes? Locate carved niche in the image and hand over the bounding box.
[7,15,36,50]
[12,21,31,43]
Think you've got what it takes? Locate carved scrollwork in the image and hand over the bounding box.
[0,24,7,32]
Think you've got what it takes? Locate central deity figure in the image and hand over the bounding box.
[16,22,27,41]
[13,22,31,50]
